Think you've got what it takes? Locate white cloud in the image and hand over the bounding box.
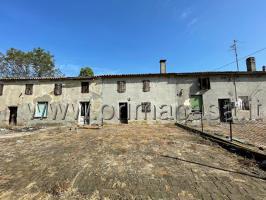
[187,18,198,27]
[179,7,199,29]
[180,8,192,20]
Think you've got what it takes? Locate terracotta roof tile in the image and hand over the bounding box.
[0,71,266,81]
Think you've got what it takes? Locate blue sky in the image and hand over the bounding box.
[0,0,266,76]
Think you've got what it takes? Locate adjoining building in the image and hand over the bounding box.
[0,77,102,126]
[0,57,265,126]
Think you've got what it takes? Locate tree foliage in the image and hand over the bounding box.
[79,67,94,77]
[0,48,63,78]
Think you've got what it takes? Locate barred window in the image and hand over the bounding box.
[81,82,89,93]
[141,102,151,112]
[25,84,33,95]
[143,80,150,92]
[117,81,126,93]
[54,83,62,96]
[0,84,3,96]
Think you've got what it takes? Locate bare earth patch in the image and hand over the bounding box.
[0,124,265,199]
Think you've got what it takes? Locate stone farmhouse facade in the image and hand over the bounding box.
[0,58,265,126]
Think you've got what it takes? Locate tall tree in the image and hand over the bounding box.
[0,52,7,78]
[29,48,61,77]
[0,48,63,78]
[79,67,94,77]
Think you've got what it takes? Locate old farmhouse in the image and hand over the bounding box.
[0,58,265,126]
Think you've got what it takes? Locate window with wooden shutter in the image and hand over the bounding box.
[0,84,3,96]
[143,80,150,92]
[141,102,151,112]
[238,96,250,110]
[54,83,62,95]
[198,78,210,90]
[117,81,126,93]
[81,82,89,93]
[25,84,33,95]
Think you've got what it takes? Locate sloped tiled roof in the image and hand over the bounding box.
[0,71,266,81]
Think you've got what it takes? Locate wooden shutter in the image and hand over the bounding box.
[122,81,126,92]
[198,78,210,90]
[190,96,203,112]
[54,84,62,95]
[25,84,33,95]
[117,81,121,92]
[198,78,202,90]
[143,80,150,92]
[0,84,3,96]
[81,82,89,93]
[117,81,126,93]
[141,102,151,112]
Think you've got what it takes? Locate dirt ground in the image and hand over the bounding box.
[0,124,265,199]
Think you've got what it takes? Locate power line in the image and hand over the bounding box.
[213,47,266,71]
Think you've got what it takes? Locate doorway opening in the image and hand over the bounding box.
[80,102,90,125]
[119,102,128,124]
[9,107,17,125]
[218,99,232,122]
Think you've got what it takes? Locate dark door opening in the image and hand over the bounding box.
[218,99,232,122]
[9,107,17,125]
[119,102,128,124]
[80,102,90,125]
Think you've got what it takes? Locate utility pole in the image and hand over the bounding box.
[230,40,239,116]
[231,40,240,71]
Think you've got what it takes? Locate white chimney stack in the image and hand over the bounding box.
[246,57,256,72]
[160,59,166,74]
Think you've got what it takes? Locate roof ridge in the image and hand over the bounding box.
[0,71,266,81]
